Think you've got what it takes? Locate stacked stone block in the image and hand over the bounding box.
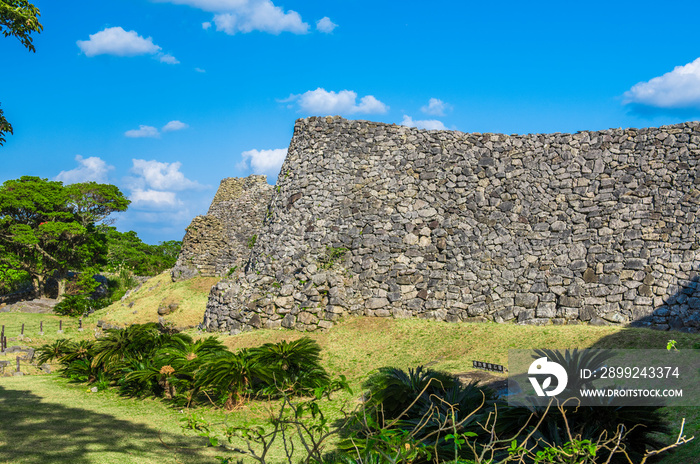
[171,175,273,281]
[203,117,700,333]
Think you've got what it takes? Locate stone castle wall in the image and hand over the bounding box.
[203,117,700,333]
[171,175,273,281]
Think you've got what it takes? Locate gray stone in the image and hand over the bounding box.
[196,117,700,333]
[515,293,538,308]
[366,298,389,309]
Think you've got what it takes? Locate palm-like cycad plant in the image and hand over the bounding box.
[195,349,257,410]
[126,336,229,403]
[361,366,457,422]
[36,339,76,365]
[91,323,192,376]
[248,337,330,396]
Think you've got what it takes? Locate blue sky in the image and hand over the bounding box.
[3,0,700,244]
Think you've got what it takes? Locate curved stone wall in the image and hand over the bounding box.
[203,117,700,333]
[171,175,273,281]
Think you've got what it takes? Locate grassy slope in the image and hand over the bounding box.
[1,274,699,463]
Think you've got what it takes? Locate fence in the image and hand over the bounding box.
[0,355,23,375]
[0,319,86,352]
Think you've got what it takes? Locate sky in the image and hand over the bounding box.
[3,1,700,244]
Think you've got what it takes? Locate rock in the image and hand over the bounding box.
[196,117,700,333]
[515,293,538,308]
[366,298,389,309]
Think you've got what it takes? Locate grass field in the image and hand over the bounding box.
[1,274,699,463]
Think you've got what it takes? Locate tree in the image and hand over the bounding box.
[65,182,131,227]
[100,227,181,276]
[0,176,129,298]
[0,0,43,145]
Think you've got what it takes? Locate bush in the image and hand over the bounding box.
[341,366,495,463]
[53,294,111,317]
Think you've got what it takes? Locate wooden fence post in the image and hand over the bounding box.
[58,320,63,334]
[16,355,20,373]
[40,321,44,335]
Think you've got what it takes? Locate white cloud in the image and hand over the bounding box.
[159,53,180,64]
[237,148,287,176]
[421,98,451,116]
[401,115,447,131]
[162,120,189,132]
[316,17,337,33]
[129,189,181,209]
[55,155,115,184]
[623,57,700,109]
[125,125,160,138]
[77,27,161,57]
[129,159,203,191]
[194,67,206,73]
[124,121,188,137]
[285,88,388,115]
[212,7,307,34]
[157,0,308,35]
[77,26,179,64]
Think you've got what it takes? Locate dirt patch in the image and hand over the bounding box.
[343,315,394,332]
[186,277,221,293]
[455,370,508,393]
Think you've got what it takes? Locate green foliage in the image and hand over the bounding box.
[361,366,459,422]
[195,350,257,409]
[247,234,258,249]
[35,338,76,365]
[65,182,131,227]
[101,226,181,276]
[344,366,493,463]
[33,333,692,464]
[53,294,111,317]
[183,378,351,464]
[0,176,129,297]
[0,0,42,145]
[248,337,331,396]
[0,261,29,294]
[0,0,42,51]
[319,246,349,270]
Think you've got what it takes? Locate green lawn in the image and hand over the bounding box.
[0,375,224,464]
[1,315,699,463]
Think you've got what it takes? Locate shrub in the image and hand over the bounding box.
[53,294,111,317]
[248,337,331,396]
[342,366,495,463]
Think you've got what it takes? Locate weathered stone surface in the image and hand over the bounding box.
[199,117,700,333]
[171,176,273,281]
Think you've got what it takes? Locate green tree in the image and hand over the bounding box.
[0,0,43,145]
[101,226,181,276]
[0,176,129,298]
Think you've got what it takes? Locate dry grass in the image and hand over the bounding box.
[84,273,220,329]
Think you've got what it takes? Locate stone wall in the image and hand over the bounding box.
[171,176,273,281]
[203,116,700,333]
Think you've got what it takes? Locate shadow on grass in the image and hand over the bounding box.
[0,385,211,464]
